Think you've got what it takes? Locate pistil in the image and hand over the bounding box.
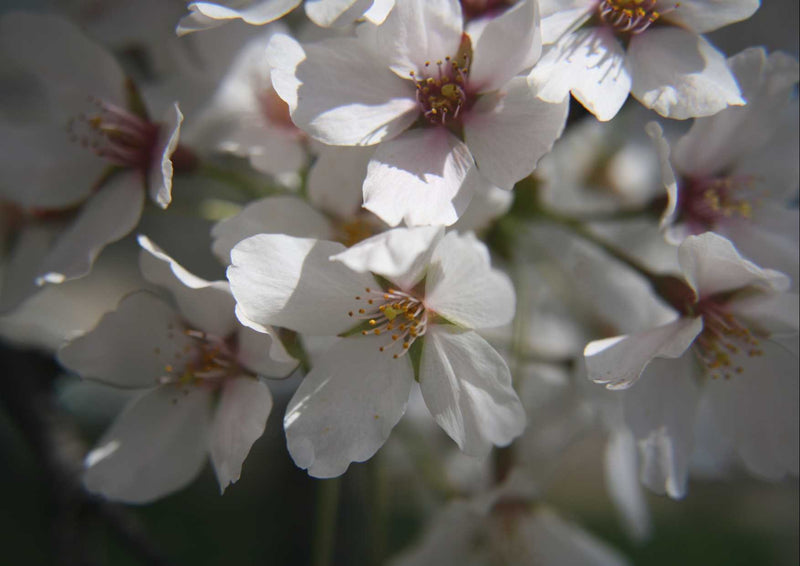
[348,287,429,358]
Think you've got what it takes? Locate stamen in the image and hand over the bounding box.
[679,174,759,233]
[693,296,763,380]
[597,0,678,35]
[347,286,430,358]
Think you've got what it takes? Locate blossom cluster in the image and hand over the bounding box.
[0,0,796,563]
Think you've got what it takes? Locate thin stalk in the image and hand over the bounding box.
[312,478,341,566]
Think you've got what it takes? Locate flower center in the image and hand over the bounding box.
[68,95,159,171]
[348,287,429,358]
[597,0,667,35]
[161,328,241,387]
[692,296,763,380]
[679,174,758,233]
[410,57,470,126]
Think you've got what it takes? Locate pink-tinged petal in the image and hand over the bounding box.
[379,0,463,78]
[524,508,632,566]
[672,48,800,177]
[266,34,418,146]
[228,234,378,335]
[419,327,525,457]
[236,325,298,377]
[305,0,372,27]
[604,430,652,542]
[528,28,631,122]
[464,76,568,190]
[0,223,58,313]
[308,146,373,219]
[628,27,744,120]
[36,171,144,286]
[662,0,760,34]
[147,103,182,210]
[330,226,444,290]
[467,0,541,93]
[644,122,680,231]
[58,291,194,388]
[211,196,333,264]
[363,128,475,227]
[623,356,700,499]
[83,385,212,503]
[284,336,413,478]
[678,232,790,298]
[177,0,301,35]
[705,338,799,479]
[425,231,515,329]
[138,235,237,338]
[585,317,704,390]
[209,376,273,491]
[0,12,126,106]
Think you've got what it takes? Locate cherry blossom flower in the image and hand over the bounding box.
[266,0,567,226]
[530,0,758,120]
[392,476,630,566]
[584,232,798,496]
[188,24,309,183]
[177,0,395,35]
[227,226,525,477]
[0,13,184,310]
[648,48,799,282]
[57,236,296,502]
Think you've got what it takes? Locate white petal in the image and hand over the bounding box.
[623,356,700,498]
[464,76,568,190]
[705,339,799,479]
[36,171,144,286]
[672,48,800,176]
[467,0,540,93]
[644,122,680,231]
[363,128,475,227]
[528,28,631,121]
[584,317,704,390]
[147,103,182,209]
[210,376,273,491]
[363,0,395,24]
[425,231,515,329]
[0,123,104,210]
[266,34,418,146]
[138,235,237,338]
[379,0,463,78]
[419,327,525,457]
[678,232,790,298]
[228,234,378,335]
[628,28,744,120]
[330,226,444,290]
[284,336,413,477]
[0,12,126,106]
[0,223,57,313]
[663,0,760,34]
[177,0,301,34]
[539,4,593,44]
[307,146,373,219]
[83,385,212,503]
[305,0,372,27]
[732,292,800,338]
[525,507,632,566]
[211,196,333,264]
[57,291,195,388]
[604,429,652,542]
[236,324,298,377]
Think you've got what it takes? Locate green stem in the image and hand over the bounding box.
[312,478,341,566]
[535,207,661,284]
[198,161,280,200]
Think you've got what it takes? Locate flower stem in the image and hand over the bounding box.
[312,478,341,566]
